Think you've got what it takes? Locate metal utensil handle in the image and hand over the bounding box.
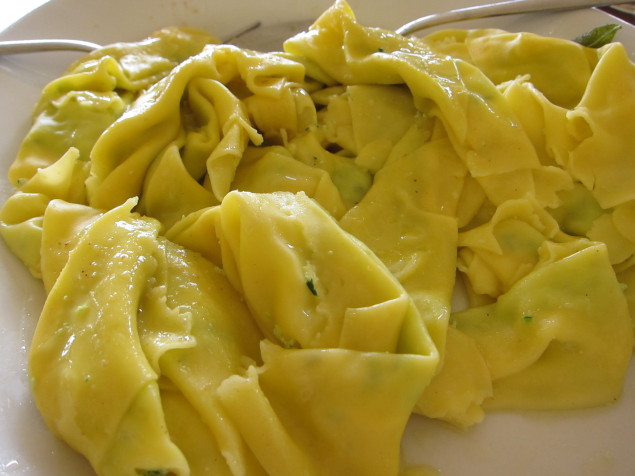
[0,38,101,55]
[0,20,266,55]
[397,0,632,36]
[1,1,632,55]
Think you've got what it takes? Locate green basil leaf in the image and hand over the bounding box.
[574,24,622,48]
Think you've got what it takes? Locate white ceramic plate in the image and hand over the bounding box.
[1,1,634,475]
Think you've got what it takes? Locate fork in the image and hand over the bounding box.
[0,0,632,55]
[396,0,632,36]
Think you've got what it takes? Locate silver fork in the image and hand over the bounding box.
[396,0,632,36]
[0,0,632,55]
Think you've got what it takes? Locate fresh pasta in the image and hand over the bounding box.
[1,0,634,474]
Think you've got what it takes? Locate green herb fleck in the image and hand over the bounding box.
[75,304,89,314]
[574,24,621,48]
[306,279,318,296]
[273,325,299,349]
[136,470,170,476]
[377,47,385,52]
[523,315,533,322]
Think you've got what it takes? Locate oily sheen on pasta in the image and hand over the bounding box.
[1,1,634,475]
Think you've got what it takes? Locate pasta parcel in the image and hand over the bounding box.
[1,1,634,475]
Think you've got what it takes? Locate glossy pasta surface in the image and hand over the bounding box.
[1,1,634,474]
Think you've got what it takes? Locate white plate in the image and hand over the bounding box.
[1,1,634,475]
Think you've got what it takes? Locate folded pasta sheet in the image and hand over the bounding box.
[217,340,430,476]
[9,27,219,189]
[28,192,436,475]
[30,200,192,475]
[454,241,633,409]
[1,0,635,474]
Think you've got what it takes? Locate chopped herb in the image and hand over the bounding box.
[377,47,385,52]
[273,325,299,349]
[574,24,621,48]
[136,470,170,476]
[75,304,89,314]
[306,279,318,296]
[523,315,533,322]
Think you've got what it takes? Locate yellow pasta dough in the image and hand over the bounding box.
[1,0,634,474]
